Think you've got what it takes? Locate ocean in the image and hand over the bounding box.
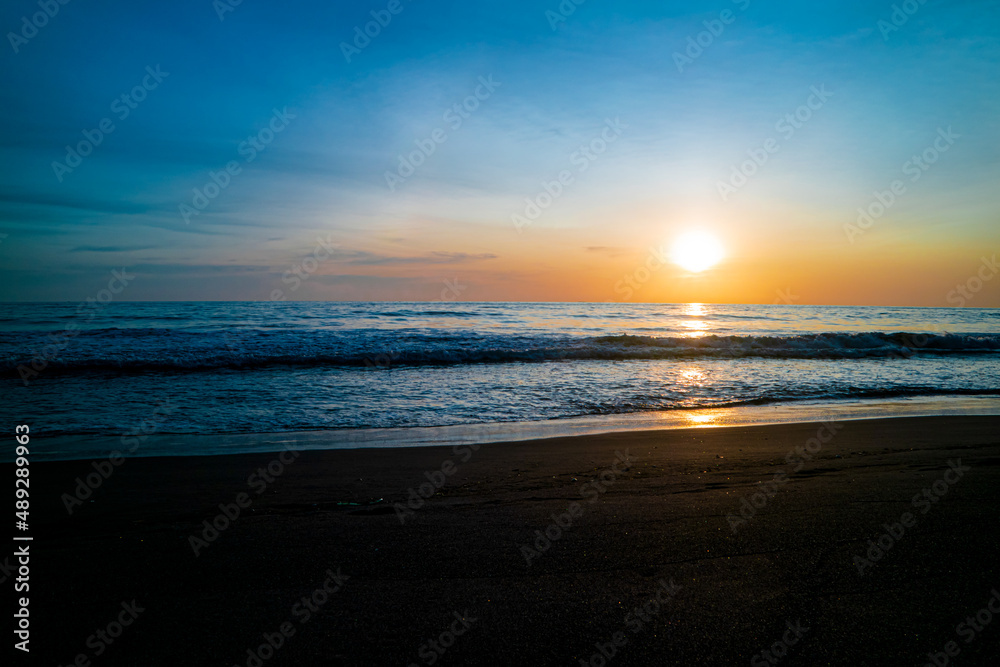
[2,302,999,460]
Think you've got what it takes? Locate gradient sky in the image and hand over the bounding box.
[1,0,998,305]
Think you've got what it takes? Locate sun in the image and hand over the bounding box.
[670,230,724,273]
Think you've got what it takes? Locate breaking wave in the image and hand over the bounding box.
[5,331,999,375]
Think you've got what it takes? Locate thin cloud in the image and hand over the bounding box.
[585,246,632,257]
[347,251,498,266]
[70,245,158,253]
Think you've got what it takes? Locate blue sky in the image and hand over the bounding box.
[1,0,998,304]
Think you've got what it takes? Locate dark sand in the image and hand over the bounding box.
[14,416,1000,665]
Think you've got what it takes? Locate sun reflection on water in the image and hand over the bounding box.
[681,320,708,337]
[686,412,720,426]
[679,303,710,337]
[682,303,706,317]
[679,368,705,384]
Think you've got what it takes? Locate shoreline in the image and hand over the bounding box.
[23,394,1000,461]
[19,415,1000,664]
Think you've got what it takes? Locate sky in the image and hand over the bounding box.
[1,0,998,306]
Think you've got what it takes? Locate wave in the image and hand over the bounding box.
[552,387,1000,418]
[4,331,999,375]
[16,388,1000,440]
[590,332,1000,354]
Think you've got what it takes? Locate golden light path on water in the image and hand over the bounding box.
[681,302,709,337]
[684,412,722,426]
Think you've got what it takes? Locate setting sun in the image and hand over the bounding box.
[670,231,725,273]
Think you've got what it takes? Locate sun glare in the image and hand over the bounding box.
[670,231,724,273]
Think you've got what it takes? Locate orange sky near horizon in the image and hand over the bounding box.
[299,225,999,308]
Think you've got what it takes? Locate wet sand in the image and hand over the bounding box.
[17,416,1000,665]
